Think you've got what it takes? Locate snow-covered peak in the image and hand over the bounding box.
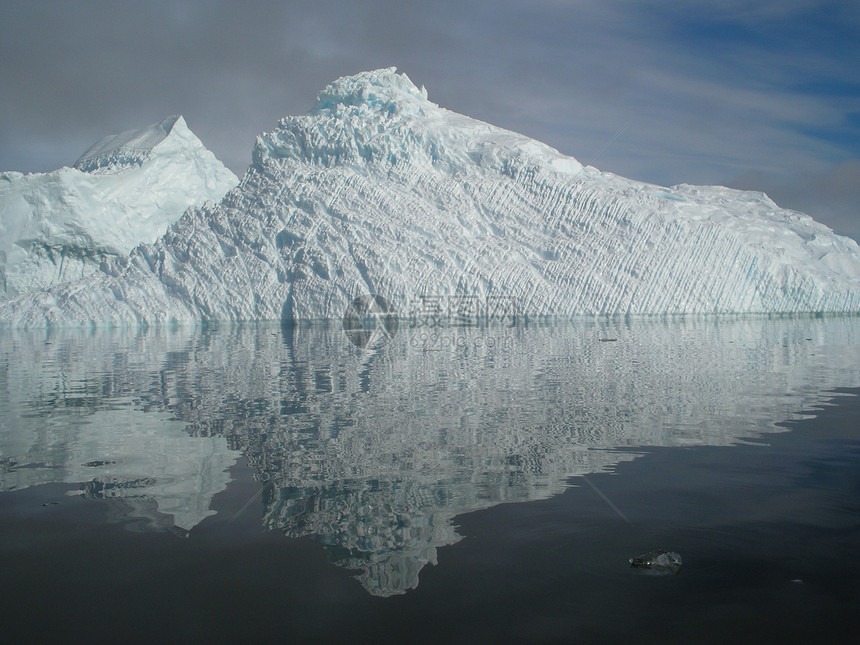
[74,115,187,174]
[310,67,429,116]
[255,67,580,176]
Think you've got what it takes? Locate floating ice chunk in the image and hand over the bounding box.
[629,549,683,574]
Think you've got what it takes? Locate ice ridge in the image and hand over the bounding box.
[74,115,183,174]
[1,68,859,326]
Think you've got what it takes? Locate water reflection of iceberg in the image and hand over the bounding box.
[0,318,858,595]
[0,404,238,531]
[0,331,240,532]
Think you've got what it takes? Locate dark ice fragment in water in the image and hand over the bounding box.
[629,549,682,574]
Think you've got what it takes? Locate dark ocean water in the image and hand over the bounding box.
[1,318,859,643]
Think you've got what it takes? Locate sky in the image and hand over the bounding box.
[2,0,858,240]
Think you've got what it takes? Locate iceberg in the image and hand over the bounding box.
[0,116,238,300]
[1,68,859,325]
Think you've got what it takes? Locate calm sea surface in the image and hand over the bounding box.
[1,317,859,643]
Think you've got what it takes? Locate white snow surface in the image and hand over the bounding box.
[0,116,238,300]
[1,68,859,325]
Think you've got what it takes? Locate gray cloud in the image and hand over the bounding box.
[1,0,857,239]
[731,160,860,241]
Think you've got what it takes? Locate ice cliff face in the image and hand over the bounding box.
[1,68,860,325]
[0,116,238,300]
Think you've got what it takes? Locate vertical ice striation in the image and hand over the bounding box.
[1,68,859,325]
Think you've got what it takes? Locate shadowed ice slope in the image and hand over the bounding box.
[1,68,859,325]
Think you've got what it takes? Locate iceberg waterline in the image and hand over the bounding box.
[1,68,860,325]
[0,116,238,301]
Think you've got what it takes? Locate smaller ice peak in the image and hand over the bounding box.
[0,115,238,300]
[73,115,187,174]
[310,67,430,117]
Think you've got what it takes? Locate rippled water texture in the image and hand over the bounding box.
[1,317,859,641]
